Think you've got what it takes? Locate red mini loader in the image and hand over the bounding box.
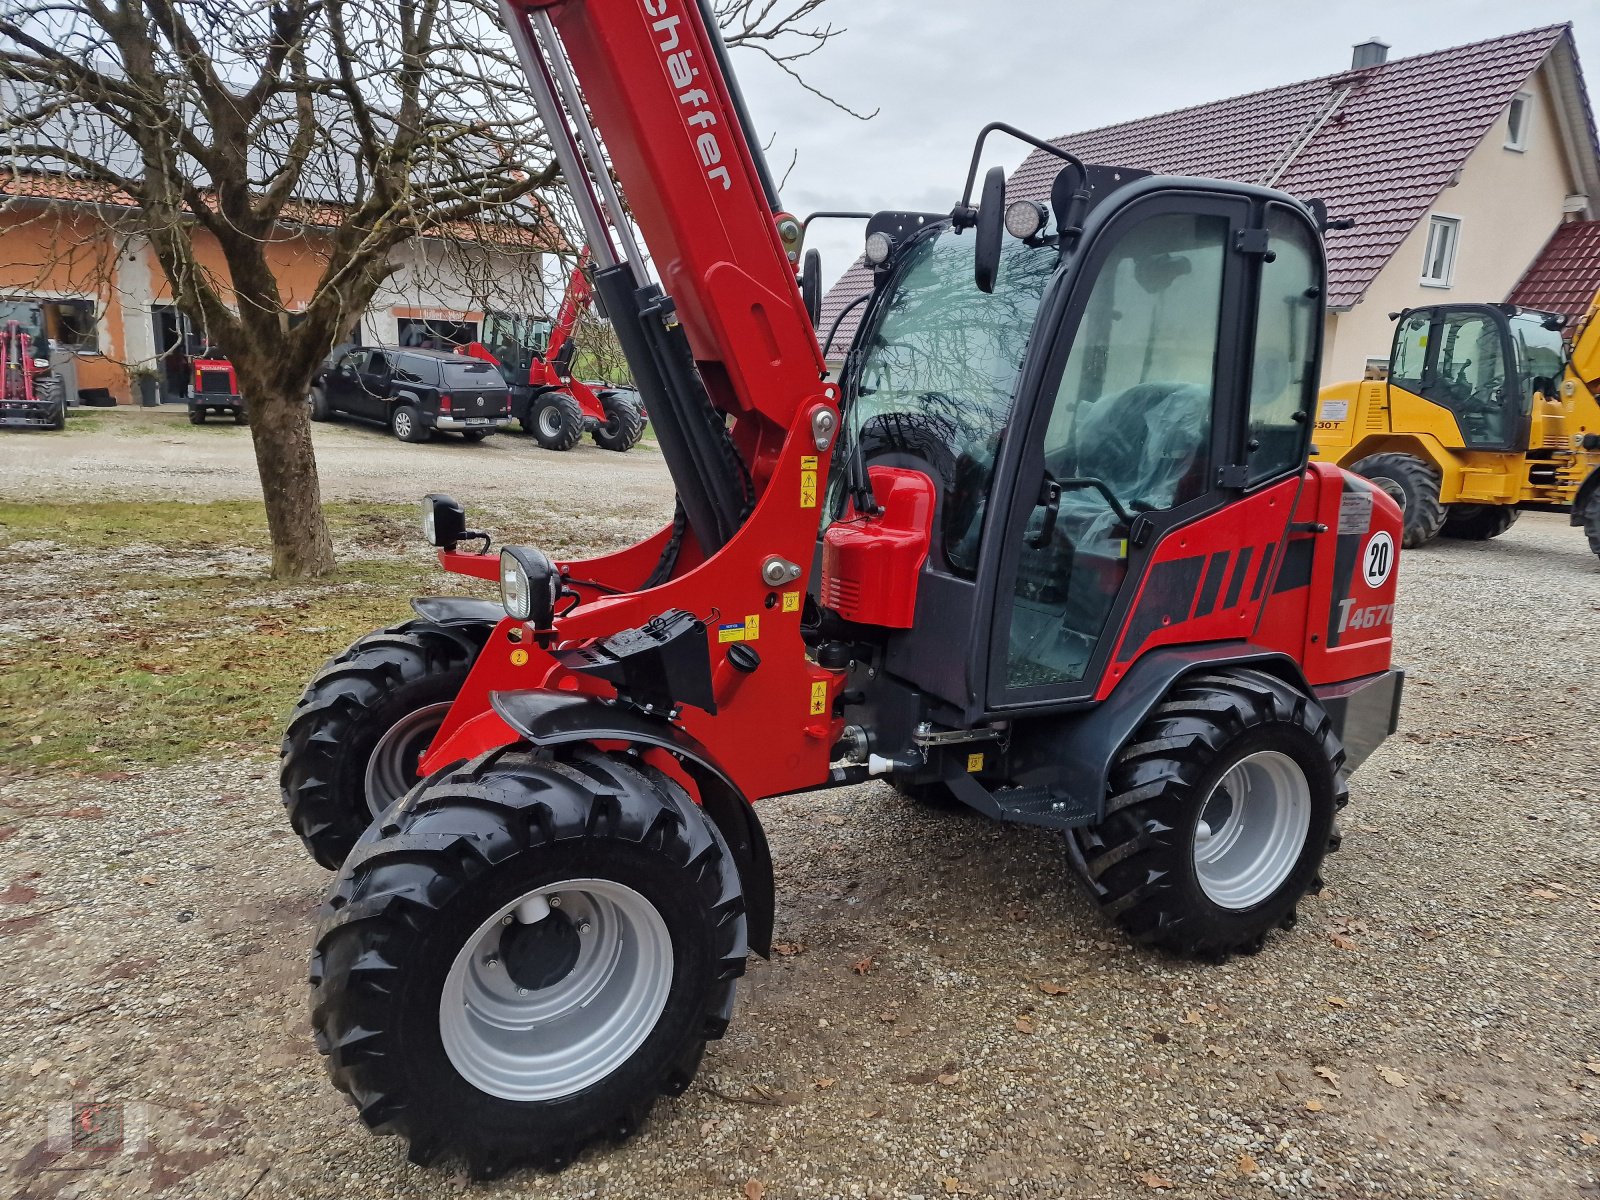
[466,249,647,450]
[283,0,1404,1177]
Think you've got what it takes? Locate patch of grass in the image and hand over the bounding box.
[0,500,489,776]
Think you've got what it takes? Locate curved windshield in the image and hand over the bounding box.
[832,226,1057,574]
[1508,311,1566,408]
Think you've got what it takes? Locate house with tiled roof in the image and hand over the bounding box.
[820,25,1600,384]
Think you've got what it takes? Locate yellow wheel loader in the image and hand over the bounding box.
[1313,295,1600,558]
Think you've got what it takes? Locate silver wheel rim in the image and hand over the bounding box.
[440,879,674,1101]
[363,701,450,818]
[538,404,564,440]
[1193,750,1311,910]
[394,410,412,438]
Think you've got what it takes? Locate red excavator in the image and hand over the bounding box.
[465,247,647,450]
[287,0,1405,1176]
[0,300,67,430]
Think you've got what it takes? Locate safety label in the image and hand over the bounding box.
[1318,399,1349,422]
[809,681,829,716]
[782,590,802,613]
[800,454,818,509]
[1337,489,1373,535]
[966,752,984,773]
[509,648,529,666]
[718,614,761,643]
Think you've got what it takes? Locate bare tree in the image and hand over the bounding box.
[1,0,862,578]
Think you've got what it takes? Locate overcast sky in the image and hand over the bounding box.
[729,0,1600,290]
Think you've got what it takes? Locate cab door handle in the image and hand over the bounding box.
[1025,478,1062,549]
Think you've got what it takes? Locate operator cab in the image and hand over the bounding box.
[481,311,553,384]
[828,151,1328,716]
[1387,303,1566,451]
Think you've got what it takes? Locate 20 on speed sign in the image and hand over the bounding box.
[1362,530,1394,588]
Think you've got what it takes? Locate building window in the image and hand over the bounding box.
[1420,215,1460,287]
[47,300,99,351]
[1505,91,1532,151]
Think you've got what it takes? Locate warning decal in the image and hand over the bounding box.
[800,454,818,509]
[809,681,828,716]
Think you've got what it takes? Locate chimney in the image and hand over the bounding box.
[1352,38,1389,70]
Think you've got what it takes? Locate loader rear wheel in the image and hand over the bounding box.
[1350,452,1445,548]
[593,389,646,452]
[528,391,584,451]
[1440,503,1519,541]
[309,746,747,1179]
[280,622,483,868]
[1068,668,1346,960]
[1584,492,1600,560]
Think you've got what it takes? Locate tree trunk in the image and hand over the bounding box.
[247,389,335,578]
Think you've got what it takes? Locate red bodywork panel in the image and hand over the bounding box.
[192,357,238,395]
[821,467,935,628]
[1098,464,1400,700]
[420,0,842,802]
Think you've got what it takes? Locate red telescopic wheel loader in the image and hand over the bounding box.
[285,0,1405,1176]
[465,248,647,451]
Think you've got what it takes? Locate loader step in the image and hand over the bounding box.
[944,773,1097,830]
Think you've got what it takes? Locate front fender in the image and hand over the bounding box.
[491,691,775,957]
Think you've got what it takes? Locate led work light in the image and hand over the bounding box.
[421,493,467,550]
[1004,200,1049,240]
[499,546,561,629]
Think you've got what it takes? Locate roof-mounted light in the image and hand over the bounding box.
[864,231,894,266]
[1004,200,1049,240]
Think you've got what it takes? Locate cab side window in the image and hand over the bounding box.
[1245,208,1319,483]
[1004,211,1228,690]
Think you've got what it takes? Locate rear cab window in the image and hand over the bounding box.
[394,355,437,386]
[442,360,504,389]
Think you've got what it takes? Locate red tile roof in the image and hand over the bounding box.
[1506,219,1600,317]
[821,24,1595,352]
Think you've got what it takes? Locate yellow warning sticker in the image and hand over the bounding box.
[781,590,801,613]
[800,454,819,509]
[717,623,745,643]
[809,681,829,716]
[744,613,759,640]
[800,455,818,469]
[510,648,530,666]
[967,752,985,773]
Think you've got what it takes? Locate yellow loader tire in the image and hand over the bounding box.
[1440,504,1519,541]
[1351,453,1445,548]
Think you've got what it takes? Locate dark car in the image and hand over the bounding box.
[309,347,510,442]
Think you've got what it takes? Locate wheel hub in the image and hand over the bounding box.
[363,701,451,818]
[501,908,582,991]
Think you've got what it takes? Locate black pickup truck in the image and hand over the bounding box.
[309,347,510,442]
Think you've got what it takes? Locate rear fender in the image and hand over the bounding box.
[491,690,774,956]
[1004,645,1315,825]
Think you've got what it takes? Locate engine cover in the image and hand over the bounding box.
[820,466,935,628]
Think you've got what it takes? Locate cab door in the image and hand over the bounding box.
[982,192,1323,708]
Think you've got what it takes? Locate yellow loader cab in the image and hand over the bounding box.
[1313,300,1600,558]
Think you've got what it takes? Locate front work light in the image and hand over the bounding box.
[500,546,560,629]
[1004,200,1049,240]
[864,231,894,265]
[422,493,466,550]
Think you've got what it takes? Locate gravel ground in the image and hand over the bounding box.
[2,422,1599,1199]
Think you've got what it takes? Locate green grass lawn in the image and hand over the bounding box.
[0,500,490,776]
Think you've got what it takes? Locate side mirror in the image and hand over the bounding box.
[801,249,822,326]
[974,165,1006,294]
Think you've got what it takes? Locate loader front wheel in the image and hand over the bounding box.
[593,389,646,452]
[528,391,584,451]
[1440,503,1519,541]
[1068,668,1346,960]
[280,621,483,868]
[1584,491,1600,560]
[1350,452,1445,548]
[310,746,747,1178]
